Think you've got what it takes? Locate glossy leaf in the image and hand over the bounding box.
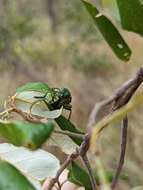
[116,0,143,36]
[0,143,60,181]
[55,116,84,145]
[0,160,36,190]
[0,121,54,149]
[16,82,50,93]
[82,0,131,61]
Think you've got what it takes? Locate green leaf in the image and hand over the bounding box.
[0,143,60,181]
[16,82,50,93]
[55,116,84,145]
[0,160,36,190]
[0,121,54,149]
[82,0,131,61]
[68,162,128,189]
[68,161,92,190]
[116,0,143,36]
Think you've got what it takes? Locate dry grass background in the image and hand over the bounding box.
[1,36,143,189]
[0,1,143,189]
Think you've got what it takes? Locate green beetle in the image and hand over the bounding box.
[34,87,72,120]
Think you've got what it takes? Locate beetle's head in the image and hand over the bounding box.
[58,88,72,102]
[51,88,72,110]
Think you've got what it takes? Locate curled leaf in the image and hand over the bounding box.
[13,91,63,119]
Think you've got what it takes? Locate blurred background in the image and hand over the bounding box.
[0,0,143,189]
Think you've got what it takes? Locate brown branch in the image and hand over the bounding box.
[87,98,114,130]
[78,134,98,190]
[111,116,128,189]
[12,107,45,123]
[86,68,143,189]
[87,67,143,130]
[0,107,42,123]
[47,150,79,190]
[48,134,98,190]
[82,154,97,190]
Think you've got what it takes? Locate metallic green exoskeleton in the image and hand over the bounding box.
[34,88,72,120]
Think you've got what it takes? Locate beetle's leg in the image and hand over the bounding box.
[34,91,48,99]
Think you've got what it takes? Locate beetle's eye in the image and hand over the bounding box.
[63,91,69,97]
[59,88,71,98]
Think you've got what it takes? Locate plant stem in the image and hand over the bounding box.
[111,116,128,189]
[47,150,78,190]
[54,130,85,139]
[82,154,97,190]
[0,108,14,118]
[87,67,143,130]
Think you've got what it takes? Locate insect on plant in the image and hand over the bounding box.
[32,87,72,120]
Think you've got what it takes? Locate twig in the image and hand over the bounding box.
[79,134,97,190]
[87,68,143,188]
[0,108,14,118]
[82,154,97,190]
[60,180,68,189]
[48,134,98,190]
[54,130,85,139]
[87,99,113,130]
[48,150,79,190]
[111,116,128,189]
[12,107,44,123]
[57,180,61,190]
[87,67,143,130]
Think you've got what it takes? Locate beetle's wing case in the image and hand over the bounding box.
[46,88,60,104]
